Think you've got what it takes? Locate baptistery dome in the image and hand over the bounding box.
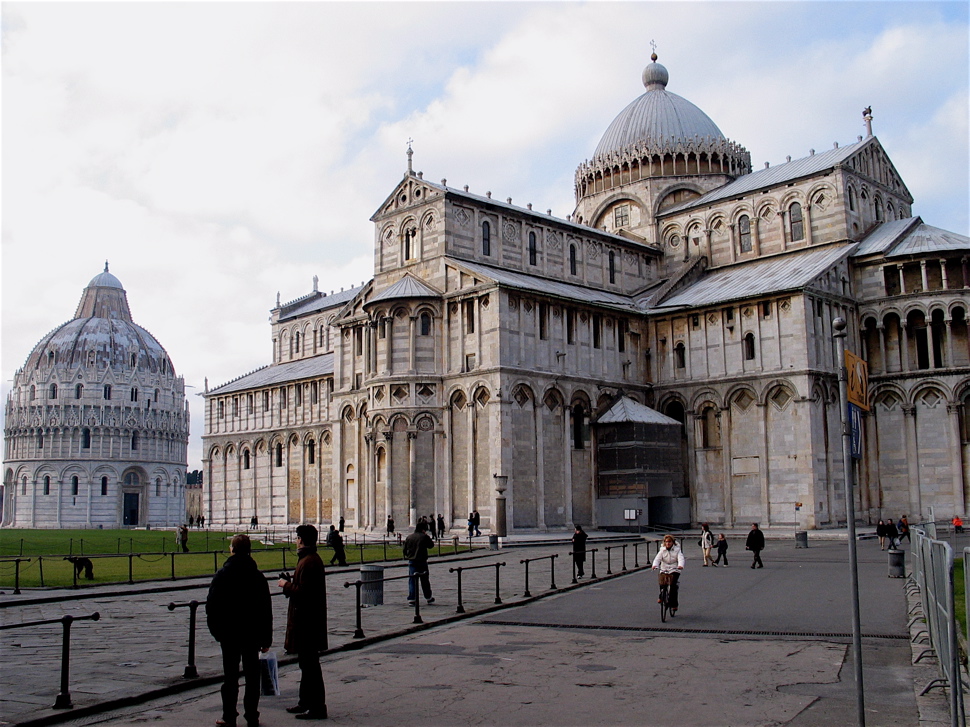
[3,264,189,529]
[594,56,727,159]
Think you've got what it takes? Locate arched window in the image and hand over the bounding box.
[403,227,415,261]
[608,251,616,284]
[75,383,83,399]
[130,353,137,367]
[420,312,432,336]
[131,432,139,450]
[29,385,35,401]
[572,404,586,449]
[569,244,577,275]
[275,443,283,467]
[738,215,752,252]
[217,401,225,419]
[101,476,108,496]
[243,450,251,470]
[130,387,138,402]
[82,428,91,449]
[701,406,721,448]
[22,476,28,495]
[482,221,491,256]
[38,432,45,449]
[528,231,537,266]
[307,440,316,465]
[849,187,857,211]
[49,383,57,399]
[744,332,756,360]
[295,331,301,353]
[44,476,51,495]
[71,476,79,496]
[155,478,161,497]
[788,202,804,241]
[875,198,884,222]
[674,342,686,369]
[103,384,112,400]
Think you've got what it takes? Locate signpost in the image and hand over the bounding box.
[834,318,867,726]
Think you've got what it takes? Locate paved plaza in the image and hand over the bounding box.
[0,533,959,726]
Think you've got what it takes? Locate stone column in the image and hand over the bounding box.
[535,398,546,529]
[901,323,910,371]
[562,403,573,527]
[865,407,881,520]
[408,316,417,374]
[333,423,343,525]
[467,399,476,516]
[364,433,375,529]
[941,259,949,290]
[384,432,394,521]
[903,406,921,519]
[877,324,887,374]
[803,202,814,245]
[948,404,966,517]
[728,223,737,263]
[946,318,955,368]
[898,266,906,295]
[751,217,762,256]
[920,260,929,292]
[408,431,417,527]
[703,229,713,261]
[385,316,394,375]
[779,209,789,250]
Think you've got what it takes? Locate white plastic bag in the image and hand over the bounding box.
[259,650,280,696]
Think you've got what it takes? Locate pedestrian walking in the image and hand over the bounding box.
[250,515,258,531]
[402,521,435,605]
[571,525,589,578]
[386,515,395,535]
[885,518,899,549]
[712,533,729,566]
[338,516,345,533]
[278,525,328,721]
[954,516,964,534]
[467,513,475,538]
[207,534,272,727]
[325,525,347,567]
[745,523,765,568]
[437,514,446,538]
[179,524,189,553]
[699,523,714,566]
[428,514,438,540]
[198,514,205,528]
[876,519,887,550]
[898,516,911,544]
[473,510,482,536]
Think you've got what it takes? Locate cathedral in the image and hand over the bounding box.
[202,54,969,533]
[2,266,190,528]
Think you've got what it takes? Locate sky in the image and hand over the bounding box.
[3,1,968,469]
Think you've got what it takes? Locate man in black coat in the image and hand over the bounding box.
[279,524,328,720]
[746,523,765,569]
[403,522,435,605]
[206,534,272,727]
[572,525,589,578]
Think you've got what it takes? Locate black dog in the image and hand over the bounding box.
[65,556,94,580]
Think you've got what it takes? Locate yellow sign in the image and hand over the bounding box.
[845,349,869,411]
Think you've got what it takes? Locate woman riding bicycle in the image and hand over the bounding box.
[652,534,685,614]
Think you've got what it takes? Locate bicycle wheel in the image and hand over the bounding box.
[660,584,668,622]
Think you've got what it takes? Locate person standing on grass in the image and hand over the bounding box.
[179,524,189,553]
[207,534,272,727]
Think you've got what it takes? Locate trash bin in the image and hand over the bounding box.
[888,549,905,578]
[360,564,384,606]
[488,534,499,551]
[795,531,808,548]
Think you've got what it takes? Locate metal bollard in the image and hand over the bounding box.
[451,567,465,614]
[343,581,366,639]
[606,547,613,575]
[621,544,628,571]
[411,573,423,624]
[171,552,177,580]
[128,554,134,584]
[550,554,558,590]
[39,556,45,587]
[13,558,26,594]
[493,562,505,604]
[53,612,101,708]
[521,558,532,597]
[570,552,577,584]
[168,601,201,678]
[590,549,598,579]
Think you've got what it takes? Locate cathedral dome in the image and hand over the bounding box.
[594,55,726,159]
[23,264,174,375]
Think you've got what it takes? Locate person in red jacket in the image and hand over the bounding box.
[279,525,328,721]
[207,534,272,727]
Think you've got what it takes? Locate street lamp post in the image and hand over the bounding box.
[493,474,508,538]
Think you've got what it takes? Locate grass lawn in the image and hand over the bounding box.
[0,528,414,588]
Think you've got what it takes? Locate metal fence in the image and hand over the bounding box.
[911,528,965,726]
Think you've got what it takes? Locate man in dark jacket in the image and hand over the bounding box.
[278,524,328,720]
[571,525,589,578]
[403,522,435,605]
[206,534,272,727]
[746,523,765,568]
[325,525,347,567]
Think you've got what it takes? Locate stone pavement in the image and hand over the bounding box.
[0,536,648,726]
[1,532,964,726]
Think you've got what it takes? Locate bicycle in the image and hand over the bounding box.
[658,572,679,622]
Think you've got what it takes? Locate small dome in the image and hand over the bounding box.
[594,57,727,159]
[88,261,123,289]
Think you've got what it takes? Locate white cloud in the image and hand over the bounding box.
[3,2,967,468]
